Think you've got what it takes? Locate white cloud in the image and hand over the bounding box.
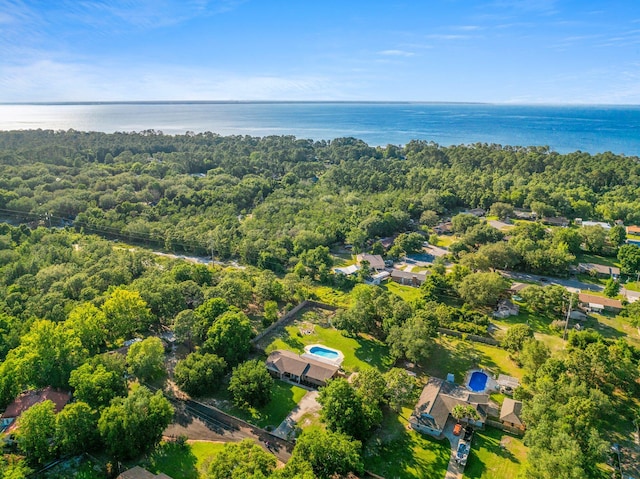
[0,60,350,101]
[377,49,415,57]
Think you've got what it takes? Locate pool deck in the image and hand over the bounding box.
[464,369,497,394]
[302,344,344,367]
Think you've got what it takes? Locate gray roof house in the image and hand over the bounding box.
[265,350,340,388]
[409,377,489,437]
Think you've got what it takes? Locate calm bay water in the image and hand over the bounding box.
[1,102,640,156]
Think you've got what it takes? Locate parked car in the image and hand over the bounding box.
[453,423,463,436]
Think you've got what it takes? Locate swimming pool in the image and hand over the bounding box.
[309,346,339,359]
[468,371,489,392]
[302,344,344,366]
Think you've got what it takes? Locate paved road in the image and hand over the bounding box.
[502,270,640,302]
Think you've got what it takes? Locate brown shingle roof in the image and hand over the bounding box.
[2,387,71,433]
[500,398,524,426]
[578,293,623,309]
[356,254,386,271]
[266,350,339,383]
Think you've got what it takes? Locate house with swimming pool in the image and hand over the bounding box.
[265,349,341,388]
[409,376,489,437]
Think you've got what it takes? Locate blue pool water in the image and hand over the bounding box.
[309,346,339,359]
[468,371,489,392]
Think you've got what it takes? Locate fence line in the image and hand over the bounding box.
[437,327,500,346]
[485,419,525,436]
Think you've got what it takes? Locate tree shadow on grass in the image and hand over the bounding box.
[354,335,394,371]
[279,328,305,352]
[147,441,198,479]
[365,412,450,479]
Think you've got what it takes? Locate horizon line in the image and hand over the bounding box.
[2,100,640,107]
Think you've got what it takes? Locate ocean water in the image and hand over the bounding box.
[1,102,640,156]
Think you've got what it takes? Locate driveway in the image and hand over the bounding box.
[441,417,463,479]
[272,390,321,441]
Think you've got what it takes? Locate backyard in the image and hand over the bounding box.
[462,428,528,479]
[146,439,226,479]
[364,407,451,479]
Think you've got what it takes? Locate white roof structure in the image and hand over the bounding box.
[581,221,611,230]
[333,264,360,275]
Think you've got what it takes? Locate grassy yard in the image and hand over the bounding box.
[213,380,308,429]
[576,253,621,268]
[423,336,522,383]
[463,427,528,479]
[310,285,352,307]
[585,313,640,347]
[382,281,424,303]
[365,407,451,479]
[147,440,225,479]
[265,323,394,372]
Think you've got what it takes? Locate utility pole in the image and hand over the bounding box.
[563,295,573,341]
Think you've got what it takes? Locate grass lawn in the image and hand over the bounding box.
[365,407,451,479]
[265,323,394,372]
[146,440,226,479]
[623,281,640,292]
[310,285,352,307]
[463,427,528,479]
[577,253,621,268]
[215,380,308,429]
[424,336,523,383]
[585,313,640,347]
[435,235,458,248]
[383,281,424,303]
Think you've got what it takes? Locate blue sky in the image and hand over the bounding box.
[1,0,639,103]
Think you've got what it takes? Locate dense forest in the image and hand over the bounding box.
[1,130,640,272]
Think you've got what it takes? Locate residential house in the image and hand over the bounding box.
[379,236,396,250]
[581,221,611,230]
[356,253,386,271]
[117,467,173,479]
[266,350,340,388]
[577,293,624,314]
[466,208,486,217]
[508,282,528,295]
[365,271,390,285]
[493,299,519,318]
[513,209,536,220]
[542,216,570,227]
[500,398,525,431]
[434,222,453,235]
[577,262,620,278]
[390,269,428,287]
[409,377,489,437]
[1,387,71,435]
[626,225,640,236]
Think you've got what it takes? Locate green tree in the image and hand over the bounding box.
[55,401,99,455]
[290,429,363,479]
[580,225,607,254]
[15,400,56,465]
[519,339,550,376]
[608,224,626,247]
[173,309,198,350]
[69,357,127,410]
[489,202,514,220]
[63,303,107,355]
[451,213,480,234]
[228,359,273,408]
[617,244,640,275]
[451,404,481,422]
[207,439,276,479]
[420,209,440,227]
[603,277,620,298]
[174,352,227,397]
[204,311,253,366]
[98,386,173,460]
[127,337,166,381]
[263,300,279,326]
[386,310,437,364]
[457,272,509,307]
[194,297,231,342]
[351,368,386,406]
[102,288,153,341]
[502,324,534,354]
[383,368,420,411]
[318,378,380,440]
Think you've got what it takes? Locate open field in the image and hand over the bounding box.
[382,281,424,303]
